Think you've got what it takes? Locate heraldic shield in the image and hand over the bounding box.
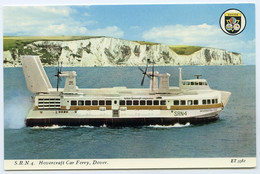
[224,12,242,34]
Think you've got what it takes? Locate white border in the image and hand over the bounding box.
[1,0,259,174]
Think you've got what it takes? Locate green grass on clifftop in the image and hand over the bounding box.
[169,45,202,55]
[3,36,102,51]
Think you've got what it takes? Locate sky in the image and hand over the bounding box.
[3,4,256,64]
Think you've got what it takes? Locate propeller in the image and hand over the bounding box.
[138,59,151,86]
[55,61,63,91]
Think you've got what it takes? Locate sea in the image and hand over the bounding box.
[4,65,256,159]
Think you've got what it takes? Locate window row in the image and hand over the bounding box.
[71,100,112,106]
[182,81,208,86]
[70,98,218,106]
[202,99,218,105]
[173,100,198,106]
[119,100,166,106]
[38,98,60,101]
[173,98,218,106]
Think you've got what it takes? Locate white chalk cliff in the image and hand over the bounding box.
[3,37,242,67]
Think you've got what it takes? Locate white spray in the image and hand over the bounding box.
[4,92,32,129]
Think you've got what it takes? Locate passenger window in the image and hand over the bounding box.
[199,82,202,85]
[133,100,139,105]
[187,82,190,85]
[71,100,77,106]
[187,100,193,105]
[153,100,159,105]
[216,99,218,103]
[160,100,166,105]
[195,82,198,85]
[147,100,152,105]
[85,100,91,105]
[202,100,206,104]
[194,100,198,105]
[191,82,194,85]
[106,100,112,105]
[120,100,125,105]
[127,100,132,105]
[181,100,186,105]
[99,100,105,105]
[78,100,84,106]
[207,99,211,104]
[205,82,208,85]
[140,100,146,105]
[174,100,179,105]
[212,99,215,104]
[182,82,185,85]
[92,100,98,105]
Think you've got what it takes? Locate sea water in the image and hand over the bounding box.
[4,66,256,159]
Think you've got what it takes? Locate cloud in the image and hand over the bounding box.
[130,26,141,30]
[88,26,124,38]
[142,23,255,65]
[3,6,124,38]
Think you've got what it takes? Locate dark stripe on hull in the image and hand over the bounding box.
[26,115,219,127]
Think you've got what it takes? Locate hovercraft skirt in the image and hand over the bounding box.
[26,115,219,127]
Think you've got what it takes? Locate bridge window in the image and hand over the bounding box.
[133,100,139,105]
[194,100,198,105]
[181,100,186,105]
[174,100,179,105]
[126,100,132,105]
[85,100,91,105]
[106,100,112,105]
[99,100,105,105]
[140,100,146,105]
[207,99,211,104]
[215,99,218,103]
[160,100,166,105]
[182,82,185,85]
[205,82,208,85]
[212,99,215,104]
[78,100,84,106]
[71,100,77,106]
[92,100,98,105]
[147,100,152,105]
[153,100,159,105]
[187,100,193,105]
[202,100,206,105]
[199,82,203,85]
[120,100,125,105]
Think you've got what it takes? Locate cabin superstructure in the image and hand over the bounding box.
[21,55,231,127]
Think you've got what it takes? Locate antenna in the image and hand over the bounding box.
[151,60,155,91]
[55,61,63,91]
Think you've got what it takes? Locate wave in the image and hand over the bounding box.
[100,124,107,128]
[31,125,67,129]
[146,122,191,128]
[80,125,94,128]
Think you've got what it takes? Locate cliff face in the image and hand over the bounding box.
[3,37,242,67]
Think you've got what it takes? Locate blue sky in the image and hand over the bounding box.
[3,4,255,64]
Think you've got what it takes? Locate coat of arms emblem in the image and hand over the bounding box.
[220,9,246,36]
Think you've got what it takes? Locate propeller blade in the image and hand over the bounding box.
[138,66,145,74]
[141,74,146,86]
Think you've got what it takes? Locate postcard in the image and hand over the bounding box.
[1,0,257,172]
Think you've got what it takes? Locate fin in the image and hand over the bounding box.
[21,55,52,93]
